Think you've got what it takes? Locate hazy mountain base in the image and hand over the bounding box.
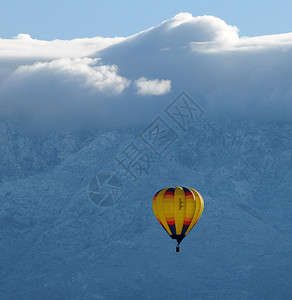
[0,118,291,299]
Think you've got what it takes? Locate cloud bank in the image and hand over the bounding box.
[0,13,291,130]
[0,33,125,59]
[6,58,130,94]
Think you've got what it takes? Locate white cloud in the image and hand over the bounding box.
[0,13,291,130]
[190,30,292,52]
[2,57,130,94]
[167,13,239,45]
[0,34,125,59]
[135,77,171,95]
[0,58,132,130]
[10,58,131,94]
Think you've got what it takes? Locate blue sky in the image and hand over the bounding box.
[1,0,291,39]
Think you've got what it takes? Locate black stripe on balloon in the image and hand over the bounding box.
[182,187,191,194]
[165,187,175,194]
[155,188,164,197]
[181,224,190,235]
[168,224,176,235]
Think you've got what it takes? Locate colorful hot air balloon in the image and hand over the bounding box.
[152,186,204,252]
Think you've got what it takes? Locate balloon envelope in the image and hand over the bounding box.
[152,186,204,248]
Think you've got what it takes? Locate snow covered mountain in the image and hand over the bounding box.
[0,115,291,299]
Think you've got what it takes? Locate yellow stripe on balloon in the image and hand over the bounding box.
[152,193,160,224]
[154,188,172,235]
[184,188,204,235]
[163,191,175,226]
[174,187,186,235]
[184,191,196,230]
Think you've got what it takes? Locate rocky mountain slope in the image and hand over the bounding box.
[0,116,291,299]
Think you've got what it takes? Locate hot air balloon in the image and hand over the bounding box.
[152,186,204,252]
